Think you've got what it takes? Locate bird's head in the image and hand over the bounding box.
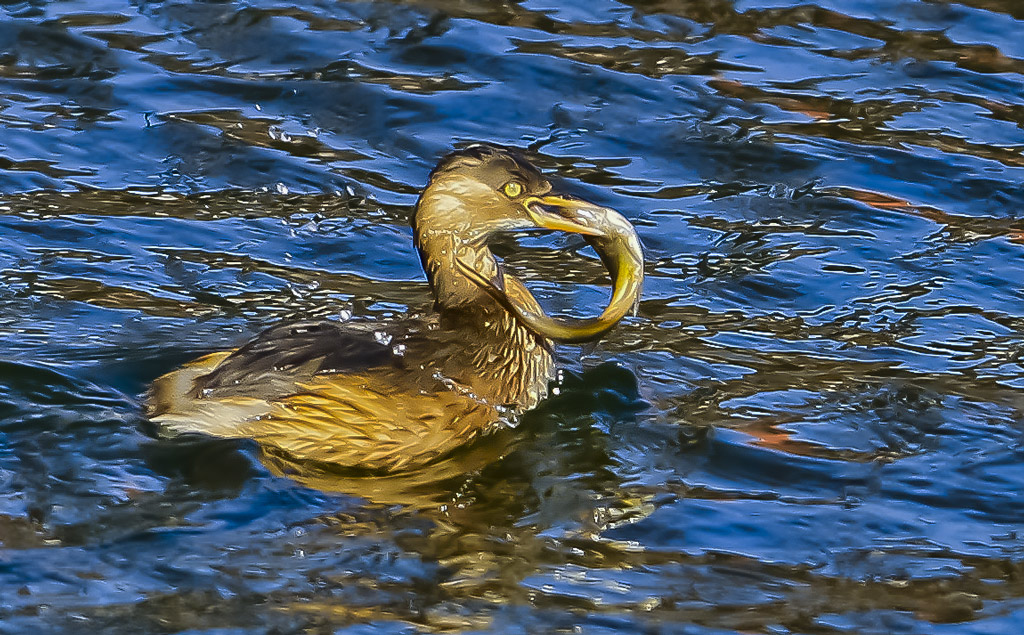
[413,144,643,343]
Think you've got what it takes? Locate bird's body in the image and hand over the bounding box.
[146,144,643,472]
[149,311,552,471]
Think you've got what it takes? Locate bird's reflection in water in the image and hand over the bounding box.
[258,424,520,511]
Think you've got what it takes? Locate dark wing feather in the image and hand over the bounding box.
[194,321,396,397]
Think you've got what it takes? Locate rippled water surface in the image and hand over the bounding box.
[2,1,1024,633]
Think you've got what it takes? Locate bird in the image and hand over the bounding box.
[145,144,644,473]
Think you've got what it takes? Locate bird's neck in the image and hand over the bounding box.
[414,218,555,410]
[435,304,555,411]
[416,229,498,310]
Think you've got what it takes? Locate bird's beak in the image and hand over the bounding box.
[522,195,608,238]
[462,200,644,343]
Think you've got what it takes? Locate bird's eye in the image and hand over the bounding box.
[502,181,523,198]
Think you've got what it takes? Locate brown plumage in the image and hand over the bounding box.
[146,144,644,472]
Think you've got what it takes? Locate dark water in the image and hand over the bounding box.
[2,0,1024,633]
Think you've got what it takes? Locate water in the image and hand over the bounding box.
[2,1,1024,633]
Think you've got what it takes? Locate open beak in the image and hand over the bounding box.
[522,195,608,238]
[460,197,644,343]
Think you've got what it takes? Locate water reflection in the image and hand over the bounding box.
[2,0,1024,632]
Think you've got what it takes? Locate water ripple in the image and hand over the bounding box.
[2,0,1024,633]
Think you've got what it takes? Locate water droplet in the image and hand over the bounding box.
[275,183,289,195]
[392,343,406,356]
[374,331,393,345]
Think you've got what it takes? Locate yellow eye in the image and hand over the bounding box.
[503,181,523,198]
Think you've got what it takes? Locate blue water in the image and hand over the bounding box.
[2,1,1024,633]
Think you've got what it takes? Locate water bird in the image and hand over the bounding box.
[146,144,643,472]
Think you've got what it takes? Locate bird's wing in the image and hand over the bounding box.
[194,320,396,398]
[146,320,398,435]
[146,320,501,471]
